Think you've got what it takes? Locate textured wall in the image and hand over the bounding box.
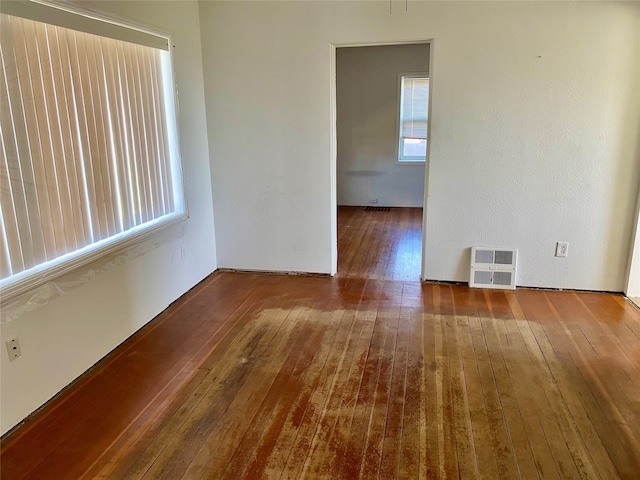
[199,1,640,290]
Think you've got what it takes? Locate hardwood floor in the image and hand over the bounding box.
[2,206,640,479]
[336,207,422,281]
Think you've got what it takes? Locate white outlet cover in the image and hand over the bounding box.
[556,242,569,258]
[5,338,21,361]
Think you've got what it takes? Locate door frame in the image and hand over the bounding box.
[329,39,434,279]
[625,186,640,299]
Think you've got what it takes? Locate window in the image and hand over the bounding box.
[0,1,185,300]
[398,75,429,162]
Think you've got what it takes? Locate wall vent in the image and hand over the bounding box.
[364,206,391,212]
[470,247,517,290]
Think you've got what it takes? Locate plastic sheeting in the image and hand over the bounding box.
[0,221,185,323]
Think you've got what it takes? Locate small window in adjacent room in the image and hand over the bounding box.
[398,75,429,163]
[0,1,185,300]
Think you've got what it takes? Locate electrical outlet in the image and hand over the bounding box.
[180,246,187,261]
[5,338,21,361]
[555,242,569,258]
[369,198,378,204]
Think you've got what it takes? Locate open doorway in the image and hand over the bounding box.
[332,42,431,281]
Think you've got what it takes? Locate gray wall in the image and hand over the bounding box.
[337,43,430,207]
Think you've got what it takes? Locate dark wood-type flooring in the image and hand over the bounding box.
[2,206,640,479]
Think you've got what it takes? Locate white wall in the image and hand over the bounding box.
[1,0,638,440]
[199,1,640,290]
[626,194,640,298]
[0,1,217,435]
[337,44,428,207]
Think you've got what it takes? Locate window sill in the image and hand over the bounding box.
[396,160,426,165]
[0,212,188,305]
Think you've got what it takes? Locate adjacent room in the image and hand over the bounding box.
[1,1,639,478]
[336,43,429,281]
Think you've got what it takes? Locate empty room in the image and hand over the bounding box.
[1,1,640,479]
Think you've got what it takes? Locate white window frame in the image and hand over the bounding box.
[0,0,186,301]
[396,73,429,164]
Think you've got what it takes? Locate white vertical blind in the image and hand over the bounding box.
[0,12,178,289]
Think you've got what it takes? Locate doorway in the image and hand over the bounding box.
[331,42,432,280]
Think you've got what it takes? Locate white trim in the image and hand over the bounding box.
[0,0,187,303]
[330,43,338,276]
[625,182,640,296]
[0,212,187,301]
[421,40,435,282]
[396,72,429,164]
[0,0,169,50]
[331,39,433,280]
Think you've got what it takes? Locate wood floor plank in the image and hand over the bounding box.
[434,312,455,480]
[478,314,543,480]
[217,306,330,479]
[131,312,287,479]
[420,311,441,480]
[321,287,390,479]
[239,309,345,479]
[4,207,640,480]
[499,313,588,479]
[81,275,281,479]
[116,320,266,477]
[175,307,307,480]
[339,303,387,479]
[397,308,422,479]
[447,314,480,479]
[456,314,500,479]
[378,303,410,479]
[538,291,640,478]
[364,211,389,281]
[577,294,640,362]
[489,315,567,479]
[358,310,400,479]
[513,290,620,480]
[276,309,354,480]
[292,298,378,479]
[545,292,640,455]
[467,315,522,479]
